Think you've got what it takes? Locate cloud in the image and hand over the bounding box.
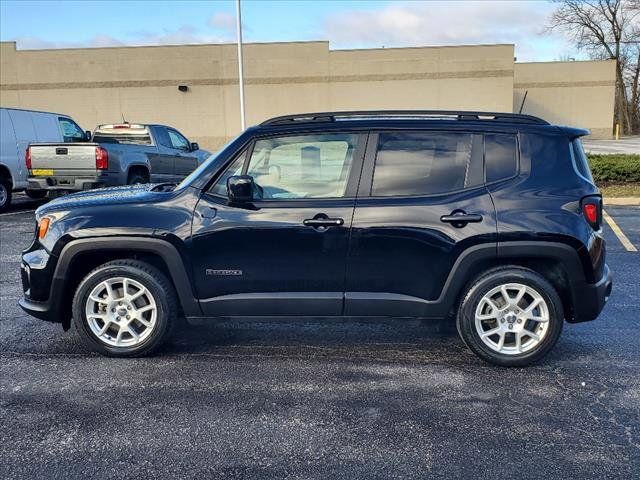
[11,34,124,50]
[321,0,572,61]
[209,12,235,30]
[11,25,233,50]
[129,25,231,46]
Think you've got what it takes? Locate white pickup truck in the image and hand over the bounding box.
[27,123,210,196]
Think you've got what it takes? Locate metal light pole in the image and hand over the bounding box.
[236,0,246,130]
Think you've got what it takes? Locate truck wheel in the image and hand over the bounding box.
[72,259,178,357]
[127,171,149,185]
[0,179,11,213]
[456,266,563,367]
[26,189,47,199]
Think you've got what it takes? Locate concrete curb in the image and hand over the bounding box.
[604,197,640,206]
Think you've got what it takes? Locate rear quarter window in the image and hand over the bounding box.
[571,139,595,184]
[485,134,518,183]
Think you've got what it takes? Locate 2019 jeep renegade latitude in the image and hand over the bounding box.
[19,111,612,366]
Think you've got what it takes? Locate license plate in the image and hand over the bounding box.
[32,169,54,176]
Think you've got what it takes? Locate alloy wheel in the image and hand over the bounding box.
[474,283,550,355]
[85,276,157,347]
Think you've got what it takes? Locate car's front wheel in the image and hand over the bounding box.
[72,259,177,357]
[456,266,563,367]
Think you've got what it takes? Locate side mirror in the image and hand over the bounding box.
[190,142,199,151]
[227,175,254,204]
[85,131,92,141]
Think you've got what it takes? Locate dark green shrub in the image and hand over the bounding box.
[587,154,640,183]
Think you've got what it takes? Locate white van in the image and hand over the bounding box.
[0,107,88,211]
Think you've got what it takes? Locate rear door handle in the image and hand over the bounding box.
[440,211,483,227]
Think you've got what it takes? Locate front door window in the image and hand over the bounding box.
[245,133,358,200]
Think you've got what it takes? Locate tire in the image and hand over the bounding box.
[72,259,178,357]
[456,266,564,367]
[127,170,149,185]
[0,179,12,213]
[26,189,47,199]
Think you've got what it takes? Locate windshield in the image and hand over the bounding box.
[175,136,241,191]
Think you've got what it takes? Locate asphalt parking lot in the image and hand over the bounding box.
[1,194,639,479]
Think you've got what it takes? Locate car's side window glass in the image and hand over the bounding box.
[155,127,172,148]
[372,132,474,197]
[168,129,190,151]
[246,133,358,199]
[209,152,247,197]
[58,118,85,143]
[485,134,518,183]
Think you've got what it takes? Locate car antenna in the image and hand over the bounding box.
[518,90,528,114]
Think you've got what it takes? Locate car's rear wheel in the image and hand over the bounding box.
[72,259,177,357]
[127,170,149,185]
[0,179,12,212]
[456,267,563,367]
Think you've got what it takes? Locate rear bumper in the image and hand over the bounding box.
[27,172,115,191]
[568,264,612,323]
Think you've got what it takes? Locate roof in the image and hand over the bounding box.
[260,110,549,127]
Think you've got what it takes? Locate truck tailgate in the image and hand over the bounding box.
[30,143,98,173]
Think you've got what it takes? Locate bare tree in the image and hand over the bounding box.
[548,0,640,135]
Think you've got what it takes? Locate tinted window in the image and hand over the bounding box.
[372,132,474,196]
[246,133,358,199]
[155,127,172,148]
[485,134,518,183]
[58,118,85,143]
[571,139,594,183]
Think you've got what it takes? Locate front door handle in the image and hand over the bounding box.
[303,215,344,230]
[440,210,483,228]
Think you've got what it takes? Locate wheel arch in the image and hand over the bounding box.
[0,163,13,186]
[444,241,587,322]
[52,237,200,329]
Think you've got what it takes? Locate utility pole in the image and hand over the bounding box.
[236,0,246,130]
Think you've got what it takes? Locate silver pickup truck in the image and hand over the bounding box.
[26,123,210,195]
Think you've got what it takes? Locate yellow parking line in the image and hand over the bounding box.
[603,209,637,252]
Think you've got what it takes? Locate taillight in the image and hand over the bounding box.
[581,196,602,230]
[25,147,32,170]
[95,147,108,170]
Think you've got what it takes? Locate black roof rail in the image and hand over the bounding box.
[260,110,549,126]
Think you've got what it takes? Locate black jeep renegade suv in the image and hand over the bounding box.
[19,111,612,366]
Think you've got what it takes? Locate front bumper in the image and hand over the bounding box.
[568,264,612,323]
[19,248,61,324]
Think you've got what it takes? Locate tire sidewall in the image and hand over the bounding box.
[457,269,563,367]
[0,180,11,212]
[128,174,148,185]
[72,264,172,356]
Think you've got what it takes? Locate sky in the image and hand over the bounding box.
[0,0,581,62]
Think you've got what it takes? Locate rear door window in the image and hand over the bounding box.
[371,132,478,197]
[484,134,518,183]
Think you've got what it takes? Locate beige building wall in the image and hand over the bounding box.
[1,41,615,151]
[514,60,616,139]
